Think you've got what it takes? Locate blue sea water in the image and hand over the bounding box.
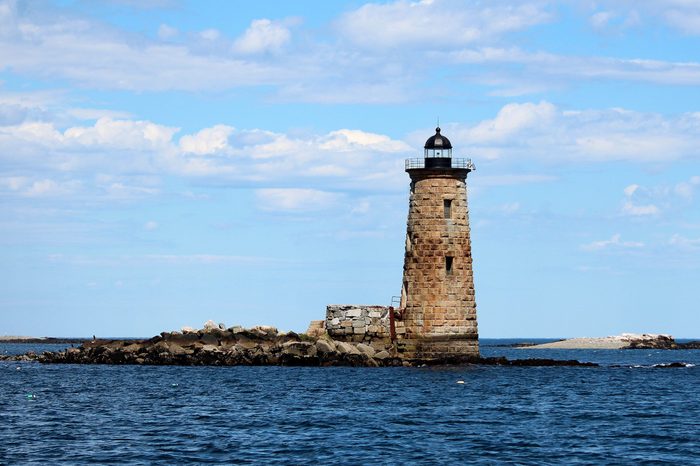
[2,339,700,465]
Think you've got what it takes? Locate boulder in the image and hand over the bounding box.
[166,343,191,355]
[356,343,376,357]
[250,326,278,338]
[203,320,218,331]
[365,357,379,367]
[181,326,196,334]
[152,341,169,352]
[316,339,336,354]
[374,350,390,360]
[335,341,360,355]
[281,341,316,357]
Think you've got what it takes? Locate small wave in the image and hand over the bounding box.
[652,362,694,368]
[626,362,695,369]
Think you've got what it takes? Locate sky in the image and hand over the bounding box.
[1,0,699,338]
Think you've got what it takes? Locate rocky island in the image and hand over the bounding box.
[3,321,597,368]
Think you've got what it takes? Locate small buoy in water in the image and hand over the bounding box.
[171,383,179,387]
[26,394,36,400]
[456,380,465,384]
[16,366,21,371]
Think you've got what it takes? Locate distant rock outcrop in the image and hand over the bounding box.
[524,333,700,350]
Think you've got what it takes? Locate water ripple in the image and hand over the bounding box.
[2,346,700,464]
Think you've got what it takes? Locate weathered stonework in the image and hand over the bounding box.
[399,168,479,358]
[325,305,391,343]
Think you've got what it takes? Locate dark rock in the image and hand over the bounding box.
[624,335,678,349]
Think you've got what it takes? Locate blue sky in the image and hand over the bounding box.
[1,0,699,338]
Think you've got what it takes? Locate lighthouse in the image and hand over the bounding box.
[398,127,479,358]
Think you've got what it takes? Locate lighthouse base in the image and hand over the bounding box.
[397,334,479,360]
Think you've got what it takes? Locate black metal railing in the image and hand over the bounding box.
[405,158,475,170]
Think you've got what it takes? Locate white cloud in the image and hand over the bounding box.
[590,11,616,29]
[448,102,700,163]
[178,126,408,184]
[665,10,700,34]
[0,176,80,197]
[669,234,700,250]
[2,103,699,207]
[255,188,343,212]
[623,184,639,197]
[157,24,178,40]
[499,202,521,214]
[449,46,700,94]
[199,28,220,41]
[101,182,159,200]
[610,0,700,35]
[473,174,557,186]
[1,0,699,103]
[582,233,644,251]
[320,129,411,152]
[63,118,178,150]
[621,183,660,216]
[351,199,371,214]
[674,176,700,199]
[622,201,660,216]
[64,108,133,121]
[232,19,291,54]
[0,4,290,92]
[179,125,234,155]
[620,176,699,217]
[463,101,556,144]
[337,0,551,49]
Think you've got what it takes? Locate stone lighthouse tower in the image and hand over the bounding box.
[398,127,479,358]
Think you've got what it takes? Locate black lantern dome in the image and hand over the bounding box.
[423,127,453,168]
[405,125,474,172]
[424,127,452,151]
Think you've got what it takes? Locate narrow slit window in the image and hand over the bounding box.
[446,256,453,275]
[444,199,452,219]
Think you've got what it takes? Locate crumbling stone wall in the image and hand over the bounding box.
[325,305,391,343]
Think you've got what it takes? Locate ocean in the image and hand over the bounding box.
[2,339,699,465]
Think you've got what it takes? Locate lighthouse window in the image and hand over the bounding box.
[446,256,454,275]
[444,199,452,219]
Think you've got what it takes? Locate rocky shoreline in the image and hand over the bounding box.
[2,324,598,368]
[6,327,698,367]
